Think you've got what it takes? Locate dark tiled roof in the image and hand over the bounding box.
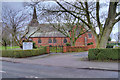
[26,24,66,37]
[31,31,66,37]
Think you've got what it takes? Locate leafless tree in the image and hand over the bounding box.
[42,0,120,48]
[1,26,11,49]
[45,12,89,46]
[2,6,29,48]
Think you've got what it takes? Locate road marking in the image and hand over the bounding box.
[25,76,38,78]
[0,71,6,73]
[34,77,38,78]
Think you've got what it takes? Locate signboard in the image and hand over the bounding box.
[23,42,33,50]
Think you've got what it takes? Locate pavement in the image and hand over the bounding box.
[0,51,119,71]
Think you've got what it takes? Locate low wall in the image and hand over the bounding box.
[47,45,95,53]
[63,45,95,53]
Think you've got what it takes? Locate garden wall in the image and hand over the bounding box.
[63,45,95,53]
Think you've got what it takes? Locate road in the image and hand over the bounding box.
[1,61,118,78]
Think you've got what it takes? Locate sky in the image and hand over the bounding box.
[1,1,119,41]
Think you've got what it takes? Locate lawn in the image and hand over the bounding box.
[0,46,20,50]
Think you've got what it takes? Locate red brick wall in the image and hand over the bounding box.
[74,32,96,48]
[86,32,96,48]
[30,31,96,48]
[31,37,70,47]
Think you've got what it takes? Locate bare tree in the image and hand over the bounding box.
[45,12,89,46]
[2,6,29,48]
[42,0,120,48]
[1,26,11,49]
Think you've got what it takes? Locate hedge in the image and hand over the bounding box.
[88,48,120,60]
[1,47,47,58]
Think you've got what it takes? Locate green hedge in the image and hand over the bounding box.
[88,48,120,60]
[1,47,47,58]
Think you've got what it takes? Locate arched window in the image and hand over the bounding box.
[64,38,67,43]
[38,38,41,43]
[53,38,57,43]
[48,38,52,43]
[88,33,92,38]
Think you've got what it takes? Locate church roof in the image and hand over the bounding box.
[31,31,66,37]
[26,23,66,38]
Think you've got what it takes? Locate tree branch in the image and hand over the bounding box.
[114,17,120,24]
[85,1,91,24]
[27,27,40,39]
[115,12,120,17]
[56,1,98,38]
[56,1,90,28]
[96,0,101,28]
[65,1,85,11]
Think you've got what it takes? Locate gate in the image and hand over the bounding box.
[49,46,63,53]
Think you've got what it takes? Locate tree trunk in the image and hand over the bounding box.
[70,37,76,46]
[72,41,75,46]
[95,24,113,48]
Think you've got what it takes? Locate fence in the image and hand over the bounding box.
[46,45,95,53]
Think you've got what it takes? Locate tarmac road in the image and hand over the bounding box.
[1,61,118,78]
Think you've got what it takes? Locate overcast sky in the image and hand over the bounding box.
[1,1,119,41]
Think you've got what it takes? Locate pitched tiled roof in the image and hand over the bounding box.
[26,23,90,38]
[31,31,66,37]
[26,24,66,37]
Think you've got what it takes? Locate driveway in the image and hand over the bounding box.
[1,51,119,71]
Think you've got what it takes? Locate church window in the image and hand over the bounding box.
[48,38,52,43]
[64,38,67,43]
[38,38,42,43]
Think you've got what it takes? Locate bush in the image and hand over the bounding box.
[87,42,93,45]
[33,42,37,49]
[66,43,71,46]
[1,47,47,58]
[49,45,52,47]
[106,44,113,48]
[88,48,120,60]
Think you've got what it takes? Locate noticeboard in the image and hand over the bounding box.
[23,42,33,50]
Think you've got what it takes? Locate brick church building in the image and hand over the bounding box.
[25,7,96,48]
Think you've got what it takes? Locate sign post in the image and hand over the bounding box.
[23,42,33,50]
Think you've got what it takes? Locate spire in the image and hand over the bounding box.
[33,6,37,20]
[28,6,39,27]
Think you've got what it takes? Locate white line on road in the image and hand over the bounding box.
[0,71,6,73]
[25,76,38,78]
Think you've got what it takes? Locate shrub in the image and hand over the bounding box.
[118,43,120,45]
[87,42,93,45]
[33,42,37,49]
[49,45,52,47]
[88,48,120,60]
[66,43,71,46]
[106,44,113,48]
[1,47,47,58]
